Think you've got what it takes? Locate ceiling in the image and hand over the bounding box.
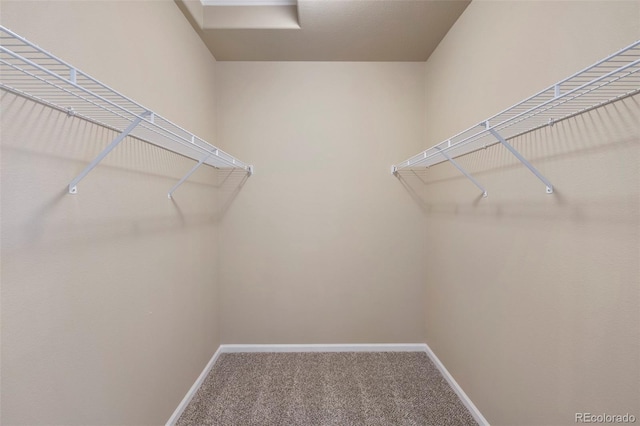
[177,0,471,61]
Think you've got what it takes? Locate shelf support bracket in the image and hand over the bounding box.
[167,149,218,199]
[487,127,553,194]
[435,147,488,198]
[68,112,150,194]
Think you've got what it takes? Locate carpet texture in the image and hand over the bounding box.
[176,352,478,426]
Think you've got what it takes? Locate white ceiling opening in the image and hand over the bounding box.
[177,0,470,61]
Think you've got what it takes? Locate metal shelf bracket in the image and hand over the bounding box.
[435,146,488,198]
[68,112,150,194]
[167,148,217,199]
[168,150,254,198]
[487,125,553,194]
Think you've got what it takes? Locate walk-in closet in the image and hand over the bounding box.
[1,1,638,425]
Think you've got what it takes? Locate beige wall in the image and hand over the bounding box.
[416,1,640,425]
[0,1,225,424]
[214,62,428,343]
[2,1,638,425]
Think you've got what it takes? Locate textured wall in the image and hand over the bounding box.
[214,62,428,344]
[415,1,640,425]
[0,1,226,424]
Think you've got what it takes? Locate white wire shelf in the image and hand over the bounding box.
[0,26,253,197]
[392,39,640,195]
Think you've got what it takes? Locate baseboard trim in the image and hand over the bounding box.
[166,342,488,426]
[220,343,427,353]
[165,346,223,426]
[423,343,489,426]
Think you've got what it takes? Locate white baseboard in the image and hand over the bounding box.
[220,343,427,353]
[422,342,489,426]
[165,346,223,426]
[166,343,488,426]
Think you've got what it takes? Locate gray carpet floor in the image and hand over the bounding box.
[176,352,478,426]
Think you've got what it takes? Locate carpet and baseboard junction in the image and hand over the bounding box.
[169,345,487,426]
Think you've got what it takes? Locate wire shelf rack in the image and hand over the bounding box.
[0,26,252,196]
[392,39,640,195]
